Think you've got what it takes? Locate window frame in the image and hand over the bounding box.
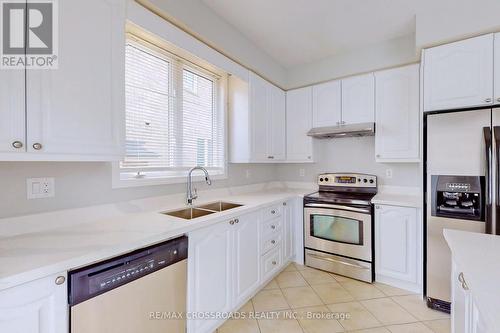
[112,33,228,189]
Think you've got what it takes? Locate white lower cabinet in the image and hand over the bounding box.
[451,261,489,333]
[375,205,422,293]
[188,200,295,333]
[0,272,68,333]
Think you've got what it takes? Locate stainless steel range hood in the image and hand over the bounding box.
[306,122,375,139]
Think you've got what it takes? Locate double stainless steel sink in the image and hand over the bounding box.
[162,201,243,220]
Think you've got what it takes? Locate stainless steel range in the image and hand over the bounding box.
[304,173,377,283]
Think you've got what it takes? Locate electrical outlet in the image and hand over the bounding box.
[299,168,305,177]
[27,178,55,199]
[385,169,393,179]
[245,169,251,179]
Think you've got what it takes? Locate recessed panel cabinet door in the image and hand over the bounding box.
[375,64,420,161]
[494,33,500,104]
[249,72,270,161]
[0,272,68,333]
[341,73,375,124]
[286,87,313,162]
[233,212,260,306]
[188,221,233,333]
[0,69,25,153]
[312,80,341,128]
[26,0,125,158]
[423,33,494,111]
[269,85,286,161]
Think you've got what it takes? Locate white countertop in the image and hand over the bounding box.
[444,229,500,332]
[0,182,313,292]
[372,185,422,208]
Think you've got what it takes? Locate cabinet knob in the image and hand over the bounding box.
[485,98,492,103]
[272,261,277,265]
[282,202,286,206]
[55,276,66,285]
[229,220,235,225]
[497,97,500,103]
[458,272,469,290]
[271,240,276,244]
[341,121,346,125]
[12,141,23,149]
[307,156,311,159]
[267,156,274,159]
[271,210,276,214]
[375,205,380,209]
[234,218,239,224]
[376,154,381,158]
[32,142,43,150]
[271,225,276,230]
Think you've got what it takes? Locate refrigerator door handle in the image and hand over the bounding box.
[493,126,500,235]
[484,126,493,234]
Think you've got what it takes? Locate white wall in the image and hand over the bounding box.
[276,137,421,187]
[137,0,287,87]
[415,0,500,49]
[286,34,418,89]
[0,163,276,218]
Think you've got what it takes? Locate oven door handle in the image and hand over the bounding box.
[304,203,371,214]
[307,253,370,270]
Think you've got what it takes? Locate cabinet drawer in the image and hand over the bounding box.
[260,217,282,237]
[261,232,282,255]
[262,205,282,221]
[261,247,282,281]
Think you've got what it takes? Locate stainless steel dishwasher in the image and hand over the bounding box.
[69,236,188,333]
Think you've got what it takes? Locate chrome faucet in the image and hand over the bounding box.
[186,166,212,205]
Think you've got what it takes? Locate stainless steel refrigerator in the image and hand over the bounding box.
[425,108,500,312]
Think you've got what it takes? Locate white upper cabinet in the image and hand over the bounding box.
[375,64,420,162]
[25,0,125,159]
[494,33,500,104]
[269,85,286,161]
[0,69,25,154]
[286,87,313,162]
[312,80,341,128]
[0,272,68,333]
[423,33,494,111]
[341,73,375,124]
[230,72,286,163]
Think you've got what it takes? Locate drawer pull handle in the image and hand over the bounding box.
[271,225,276,230]
[32,142,42,150]
[308,253,369,270]
[485,98,492,103]
[12,141,23,149]
[271,240,276,244]
[55,276,66,285]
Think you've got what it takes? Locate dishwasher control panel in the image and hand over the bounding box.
[69,236,188,306]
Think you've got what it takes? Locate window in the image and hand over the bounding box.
[116,36,226,186]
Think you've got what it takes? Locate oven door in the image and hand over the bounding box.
[304,204,372,262]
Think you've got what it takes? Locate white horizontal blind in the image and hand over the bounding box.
[121,38,225,180]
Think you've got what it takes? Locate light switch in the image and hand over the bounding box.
[27,178,55,199]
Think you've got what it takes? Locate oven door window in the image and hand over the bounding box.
[310,214,363,245]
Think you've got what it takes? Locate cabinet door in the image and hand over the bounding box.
[451,260,470,333]
[423,34,494,111]
[341,73,375,124]
[312,80,341,127]
[494,33,500,104]
[233,212,261,306]
[375,64,420,161]
[0,272,68,333]
[269,85,286,161]
[249,72,270,161]
[0,69,25,154]
[26,0,125,159]
[188,221,233,333]
[282,200,294,261]
[286,87,313,162]
[375,205,419,288]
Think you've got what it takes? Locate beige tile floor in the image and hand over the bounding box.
[216,263,450,333]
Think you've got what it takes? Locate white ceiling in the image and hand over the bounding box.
[201,0,440,68]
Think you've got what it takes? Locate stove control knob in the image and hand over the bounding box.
[363,179,368,183]
[319,178,324,182]
[369,179,374,184]
[324,177,329,182]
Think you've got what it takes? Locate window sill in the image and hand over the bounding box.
[111,165,227,189]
